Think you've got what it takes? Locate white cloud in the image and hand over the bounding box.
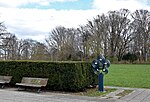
[92,0,150,12]
[0,0,27,7]
[0,7,99,42]
[1,0,150,43]
[50,0,78,2]
[0,0,78,7]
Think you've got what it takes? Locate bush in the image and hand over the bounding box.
[122,53,138,63]
[0,61,96,91]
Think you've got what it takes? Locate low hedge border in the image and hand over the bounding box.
[0,61,96,91]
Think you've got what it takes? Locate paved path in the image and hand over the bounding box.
[0,89,115,102]
[0,87,149,102]
[105,86,150,102]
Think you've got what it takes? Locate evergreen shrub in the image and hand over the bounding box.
[0,61,96,91]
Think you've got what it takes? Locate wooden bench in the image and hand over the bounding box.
[0,76,12,88]
[16,77,48,93]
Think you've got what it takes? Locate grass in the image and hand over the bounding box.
[116,90,133,98]
[45,87,116,97]
[73,88,116,97]
[104,64,150,88]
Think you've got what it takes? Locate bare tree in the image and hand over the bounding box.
[131,9,150,62]
[96,14,109,57]
[0,32,18,60]
[0,21,7,60]
[77,25,91,60]
[107,9,133,61]
[16,39,48,60]
[46,26,80,61]
[30,42,49,60]
[3,34,18,60]
[46,26,66,60]
[87,16,104,56]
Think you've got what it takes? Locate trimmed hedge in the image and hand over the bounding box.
[0,61,96,91]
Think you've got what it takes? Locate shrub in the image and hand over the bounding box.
[0,61,96,91]
[122,53,138,63]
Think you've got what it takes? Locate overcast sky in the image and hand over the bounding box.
[0,0,150,43]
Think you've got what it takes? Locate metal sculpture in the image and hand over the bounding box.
[92,54,110,92]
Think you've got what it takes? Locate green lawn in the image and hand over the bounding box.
[104,64,150,89]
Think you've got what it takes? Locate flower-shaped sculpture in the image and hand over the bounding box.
[92,54,110,92]
[92,54,110,74]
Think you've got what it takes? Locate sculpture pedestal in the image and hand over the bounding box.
[98,72,104,92]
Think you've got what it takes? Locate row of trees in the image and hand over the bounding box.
[0,9,150,62]
[0,25,49,60]
[46,9,150,62]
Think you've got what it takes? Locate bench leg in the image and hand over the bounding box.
[37,89,41,93]
[17,87,21,91]
[1,85,5,89]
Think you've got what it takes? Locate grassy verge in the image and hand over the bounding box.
[105,64,150,88]
[73,88,116,97]
[116,90,133,98]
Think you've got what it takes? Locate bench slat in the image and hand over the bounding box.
[16,83,44,87]
[16,77,48,92]
[0,76,12,88]
[21,77,48,86]
[0,76,12,83]
[0,81,6,84]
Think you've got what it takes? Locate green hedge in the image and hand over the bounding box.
[0,61,96,91]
